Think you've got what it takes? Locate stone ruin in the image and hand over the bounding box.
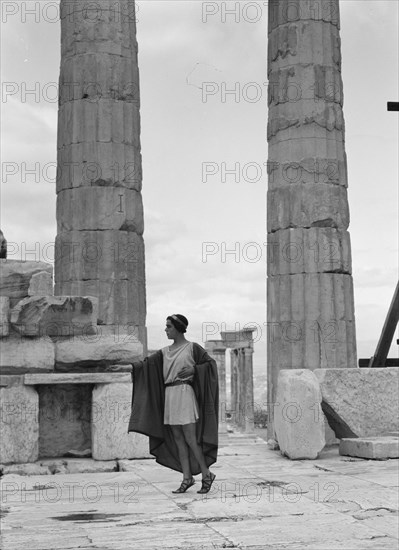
[0,244,147,467]
[205,328,256,436]
[0,0,148,469]
[1,0,398,469]
[267,0,398,459]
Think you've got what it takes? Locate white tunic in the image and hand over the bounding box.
[162,342,199,425]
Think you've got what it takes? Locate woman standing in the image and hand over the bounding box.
[128,314,219,494]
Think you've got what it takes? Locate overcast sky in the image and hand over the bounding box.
[1,0,398,372]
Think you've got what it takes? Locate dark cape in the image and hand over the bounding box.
[128,342,219,474]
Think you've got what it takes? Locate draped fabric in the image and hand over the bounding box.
[128,343,219,474]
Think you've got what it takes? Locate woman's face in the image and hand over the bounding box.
[165,320,179,340]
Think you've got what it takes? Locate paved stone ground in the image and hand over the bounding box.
[1,432,398,550]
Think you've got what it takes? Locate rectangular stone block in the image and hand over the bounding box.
[314,367,399,437]
[0,260,53,300]
[25,373,131,385]
[54,330,142,370]
[0,385,39,463]
[274,369,325,459]
[28,271,53,296]
[92,382,151,460]
[339,437,399,460]
[0,296,10,337]
[10,295,98,337]
[0,334,54,373]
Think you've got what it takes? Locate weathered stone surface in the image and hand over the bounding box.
[57,187,144,233]
[60,0,139,58]
[92,382,151,460]
[64,458,118,474]
[266,0,357,440]
[55,279,145,326]
[314,368,399,437]
[0,229,6,258]
[268,273,357,370]
[55,0,146,348]
[267,184,350,232]
[267,227,352,276]
[58,52,140,107]
[0,260,53,300]
[274,369,325,459]
[55,331,142,369]
[38,384,91,459]
[0,375,23,387]
[340,437,399,460]
[0,462,51,475]
[55,230,145,282]
[56,140,142,192]
[0,296,10,337]
[28,271,53,296]
[0,333,54,373]
[268,20,341,68]
[268,1,340,31]
[10,295,98,337]
[25,373,131,385]
[0,385,39,463]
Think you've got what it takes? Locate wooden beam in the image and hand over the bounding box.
[369,281,399,367]
[359,358,399,368]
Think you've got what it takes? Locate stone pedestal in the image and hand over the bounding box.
[274,369,325,459]
[267,0,357,438]
[0,385,39,463]
[92,382,150,460]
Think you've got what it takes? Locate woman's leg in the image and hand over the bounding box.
[182,423,210,478]
[170,425,192,479]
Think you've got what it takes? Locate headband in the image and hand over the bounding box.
[171,314,188,329]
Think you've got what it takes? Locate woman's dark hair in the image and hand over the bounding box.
[167,314,189,334]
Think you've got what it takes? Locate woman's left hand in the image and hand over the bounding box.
[178,365,195,378]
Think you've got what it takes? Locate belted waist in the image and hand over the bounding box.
[165,380,193,388]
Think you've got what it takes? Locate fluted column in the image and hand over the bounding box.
[204,340,227,433]
[214,349,227,430]
[230,349,239,426]
[267,0,357,436]
[243,348,255,432]
[55,0,146,349]
[237,349,246,431]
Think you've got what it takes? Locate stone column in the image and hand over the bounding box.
[243,348,255,432]
[204,341,227,433]
[55,0,146,350]
[237,349,246,431]
[267,0,357,436]
[214,349,227,431]
[230,350,238,426]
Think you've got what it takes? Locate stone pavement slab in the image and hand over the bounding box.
[1,433,398,549]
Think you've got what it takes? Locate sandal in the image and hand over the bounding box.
[197,472,216,494]
[172,477,195,494]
